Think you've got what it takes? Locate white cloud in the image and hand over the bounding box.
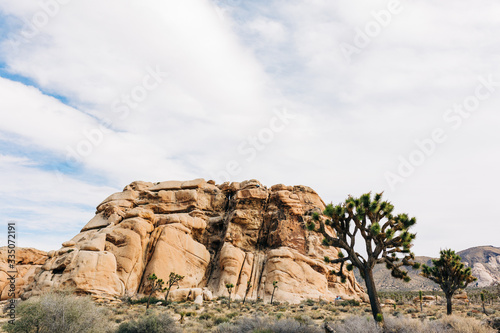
[0,0,499,255]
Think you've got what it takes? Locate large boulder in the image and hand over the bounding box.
[21,179,366,303]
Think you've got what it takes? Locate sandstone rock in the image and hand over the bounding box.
[194,294,203,305]
[0,248,47,300]
[169,288,203,302]
[80,233,106,251]
[124,181,154,192]
[202,288,213,301]
[100,190,139,205]
[150,180,183,191]
[22,179,365,303]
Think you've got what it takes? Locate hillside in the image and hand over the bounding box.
[354,246,500,291]
[459,246,500,287]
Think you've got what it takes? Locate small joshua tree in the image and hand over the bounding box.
[270,281,278,304]
[421,249,477,315]
[226,283,234,309]
[419,290,423,312]
[313,192,420,326]
[242,281,252,304]
[146,273,166,310]
[481,291,487,315]
[164,272,184,302]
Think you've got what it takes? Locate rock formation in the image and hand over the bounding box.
[458,246,500,287]
[0,247,47,300]
[21,179,365,303]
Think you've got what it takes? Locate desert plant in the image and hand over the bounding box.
[419,290,423,312]
[270,281,278,305]
[226,283,234,309]
[421,249,477,315]
[481,291,487,315]
[164,272,184,302]
[330,314,495,333]
[3,291,112,333]
[146,274,167,310]
[214,315,322,333]
[242,281,252,304]
[116,313,181,333]
[312,192,420,326]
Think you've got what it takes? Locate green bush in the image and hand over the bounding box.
[128,296,167,306]
[3,291,112,333]
[116,313,180,333]
[339,299,360,307]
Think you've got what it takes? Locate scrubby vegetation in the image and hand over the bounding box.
[2,291,112,333]
[116,313,180,333]
[1,289,498,333]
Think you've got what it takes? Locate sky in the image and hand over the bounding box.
[0,0,499,256]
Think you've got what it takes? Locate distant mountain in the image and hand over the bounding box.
[354,246,500,291]
[458,246,500,287]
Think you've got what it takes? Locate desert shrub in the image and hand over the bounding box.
[214,315,322,333]
[116,313,180,333]
[429,315,496,333]
[128,296,167,306]
[198,312,214,320]
[339,299,360,307]
[304,299,315,306]
[213,316,230,325]
[3,291,112,333]
[329,315,496,333]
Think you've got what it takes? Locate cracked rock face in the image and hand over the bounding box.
[21,179,365,303]
[0,247,47,300]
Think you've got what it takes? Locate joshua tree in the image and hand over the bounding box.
[164,272,184,302]
[226,283,234,309]
[421,249,477,315]
[312,192,420,326]
[242,281,252,304]
[419,290,423,312]
[270,281,278,304]
[481,291,487,315]
[146,273,166,310]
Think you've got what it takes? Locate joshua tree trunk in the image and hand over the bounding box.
[364,268,384,325]
[146,290,154,310]
[446,294,453,315]
[419,291,423,312]
[271,288,276,304]
[165,288,171,302]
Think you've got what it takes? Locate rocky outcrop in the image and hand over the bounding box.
[0,247,47,300]
[458,246,500,288]
[21,179,365,303]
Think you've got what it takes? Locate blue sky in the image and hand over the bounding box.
[0,0,499,255]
